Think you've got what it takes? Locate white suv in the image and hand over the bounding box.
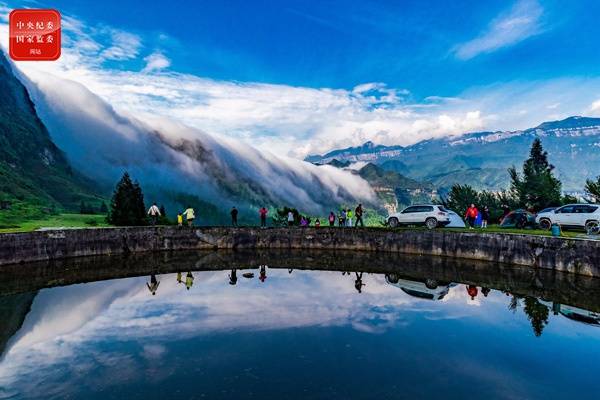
[536,204,600,232]
[387,204,451,229]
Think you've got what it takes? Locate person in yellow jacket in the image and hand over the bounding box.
[185,271,194,290]
[177,212,183,227]
[182,206,195,226]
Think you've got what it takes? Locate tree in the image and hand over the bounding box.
[509,138,562,211]
[445,184,479,217]
[585,176,600,202]
[107,172,147,226]
[523,297,550,337]
[99,202,108,214]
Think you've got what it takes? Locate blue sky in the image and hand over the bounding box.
[26,0,600,97]
[2,0,600,156]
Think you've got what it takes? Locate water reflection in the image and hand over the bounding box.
[146,274,160,296]
[0,250,599,399]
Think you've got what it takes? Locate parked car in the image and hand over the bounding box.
[555,304,600,326]
[500,209,536,229]
[536,204,600,232]
[387,204,451,229]
[385,274,456,301]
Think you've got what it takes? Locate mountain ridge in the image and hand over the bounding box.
[0,51,101,225]
[306,116,600,191]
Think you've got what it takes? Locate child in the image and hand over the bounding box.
[315,218,321,227]
[177,212,183,227]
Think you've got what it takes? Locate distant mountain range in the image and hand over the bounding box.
[306,116,600,191]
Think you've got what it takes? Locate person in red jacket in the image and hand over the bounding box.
[466,285,478,300]
[465,204,479,229]
[259,207,268,227]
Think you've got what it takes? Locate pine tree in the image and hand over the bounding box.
[445,184,479,217]
[523,297,549,337]
[107,172,147,226]
[508,138,562,211]
[585,176,600,202]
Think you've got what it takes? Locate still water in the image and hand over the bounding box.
[0,250,599,399]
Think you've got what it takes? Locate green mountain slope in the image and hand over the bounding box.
[0,52,101,226]
[358,163,435,213]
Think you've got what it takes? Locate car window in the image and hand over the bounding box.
[557,206,574,213]
[402,206,418,214]
[575,205,598,213]
[416,206,434,212]
[437,206,448,212]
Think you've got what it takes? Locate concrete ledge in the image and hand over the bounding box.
[0,227,599,276]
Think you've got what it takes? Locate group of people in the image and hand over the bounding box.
[328,203,364,227]
[149,202,366,228]
[464,204,490,229]
[148,202,196,227]
[466,284,492,300]
[146,271,195,295]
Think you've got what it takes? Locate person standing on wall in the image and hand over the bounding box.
[465,204,478,230]
[147,202,161,226]
[287,210,294,226]
[355,204,364,227]
[259,207,268,228]
[183,206,195,226]
[328,211,336,227]
[231,206,238,226]
[481,206,490,228]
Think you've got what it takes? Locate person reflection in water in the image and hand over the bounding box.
[259,265,267,283]
[186,272,194,290]
[147,274,160,296]
[229,269,238,285]
[481,287,491,297]
[288,269,293,274]
[466,285,478,300]
[354,272,365,293]
[176,271,183,284]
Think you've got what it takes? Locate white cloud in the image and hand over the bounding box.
[590,99,600,115]
[142,51,170,73]
[100,29,142,61]
[453,0,544,60]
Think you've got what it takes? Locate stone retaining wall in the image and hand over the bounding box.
[0,227,598,276]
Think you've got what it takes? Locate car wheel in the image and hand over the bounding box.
[386,273,399,284]
[388,217,399,228]
[539,218,552,231]
[425,217,438,230]
[425,278,438,289]
[585,220,600,234]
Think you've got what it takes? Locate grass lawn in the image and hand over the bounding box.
[0,213,110,233]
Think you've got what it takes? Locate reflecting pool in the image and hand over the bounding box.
[0,250,599,399]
